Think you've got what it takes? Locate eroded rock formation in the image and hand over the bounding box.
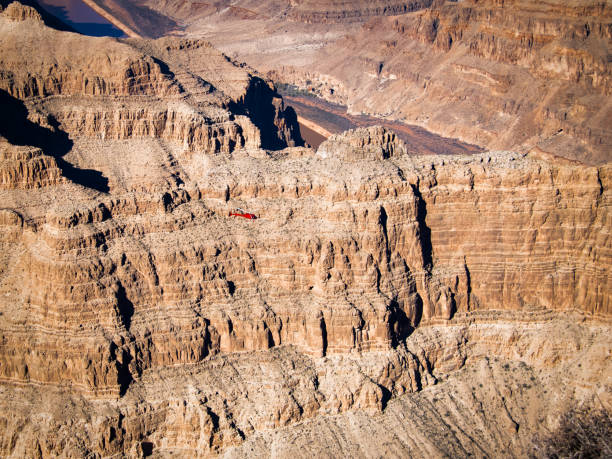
[317,126,408,160]
[129,0,612,164]
[0,2,609,458]
[0,6,302,155]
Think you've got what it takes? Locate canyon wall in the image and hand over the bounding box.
[142,0,612,164]
[315,0,612,164]
[0,3,609,457]
[0,5,302,154]
[1,122,610,455]
[1,125,609,398]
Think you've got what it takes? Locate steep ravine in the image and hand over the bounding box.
[141,0,612,164]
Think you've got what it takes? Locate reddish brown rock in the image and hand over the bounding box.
[137,0,612,164]
[0,4,609,458]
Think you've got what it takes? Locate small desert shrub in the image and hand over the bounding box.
[530,403,612,458]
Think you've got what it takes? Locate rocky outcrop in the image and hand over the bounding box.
[129,38,304,150]
[317,126,407,160]
[0,24,178,98]
[1,1,40,21]
[0,6,302,154]
[228,77,304,149]
[0,142,64,189]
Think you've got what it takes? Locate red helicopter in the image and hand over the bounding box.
[229,208,257,220]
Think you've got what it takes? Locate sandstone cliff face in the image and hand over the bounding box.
[0,5,302,154]
[0,3,609,457]
[0,121,610,455]
[48,101,258,154]
[3,315,608,458]
[0,142,65,189]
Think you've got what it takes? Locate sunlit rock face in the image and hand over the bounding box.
[0,2,609,458]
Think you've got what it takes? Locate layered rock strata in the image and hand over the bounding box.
[0,3,609,457]
[2,133,608,385]
[1,312,609,458]
[0,142,65,189]
[1,114,611,446]
[0,4,302,155]
[0,123,610,455]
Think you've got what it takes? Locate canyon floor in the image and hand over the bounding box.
[0,1,610,458]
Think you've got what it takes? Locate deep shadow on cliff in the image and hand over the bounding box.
[0,89,109,192]
[229,77,305,150]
